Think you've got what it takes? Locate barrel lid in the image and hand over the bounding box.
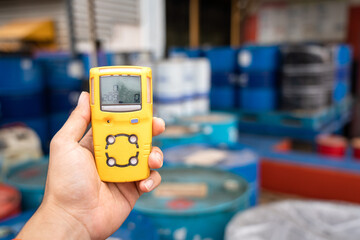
[161,125,200,137]
[135,166,249,215]
[5,160,48,191]
[183,113,237,125]
[164,144,257,167]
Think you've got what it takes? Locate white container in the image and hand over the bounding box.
[193,97,210,115]
[193,58,211,95]
[153,101,184,124]
[153,59,184,100]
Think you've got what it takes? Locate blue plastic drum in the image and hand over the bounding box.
[163,144,259,206]
[239,88,277,111]
[48,112,70,138]
[0,56,43,95]
[153,125,205,149]
[210,86,235,109]
[181,113,238,146]
[204,47,238,73]
[237,45,280,72]
[36,52,83,90]
[0,92,45,118]
[135,166,249,240]
[4,159,48,210]
[48,90,80,113]
[0,210,159,240]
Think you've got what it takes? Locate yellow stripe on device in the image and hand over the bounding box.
[89,66,152,182]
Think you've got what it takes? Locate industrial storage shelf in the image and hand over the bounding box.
[236,97,351,130]
[238,134,360,204]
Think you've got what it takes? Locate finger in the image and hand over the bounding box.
[79,128,94,154]
[148,146,163,169]
[55,92,90,142]
[138,170,161,193]
[152,117,165,137]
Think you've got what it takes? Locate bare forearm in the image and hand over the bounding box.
[17,203,91,240]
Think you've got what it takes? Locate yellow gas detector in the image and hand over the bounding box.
[89,66,152,182]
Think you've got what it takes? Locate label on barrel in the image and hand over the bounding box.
[154,183,208,198]
[185,149,226,166]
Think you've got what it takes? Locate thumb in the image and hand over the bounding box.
[56,92,91,142]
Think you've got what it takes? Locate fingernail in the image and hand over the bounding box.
[77,92,86,105]
[144,178,154,191]
[150,151,163,167]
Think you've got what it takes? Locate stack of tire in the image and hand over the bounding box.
[280,45,334,111]
[0,54,48,149]
[205,47,238,110]
[237,45,280,111]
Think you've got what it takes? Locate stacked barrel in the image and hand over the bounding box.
[153,57,211,123]
[332,44,352,102]
[237,45,280,111]
[36,53,83,142]
[0,54,48,148]
[205,47,238,110]
[280,45,334,111]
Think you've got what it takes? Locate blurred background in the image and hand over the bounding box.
[1,0,360,239]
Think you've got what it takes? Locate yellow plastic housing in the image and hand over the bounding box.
[90,66,152,182]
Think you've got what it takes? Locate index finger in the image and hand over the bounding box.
[153,117,165,137]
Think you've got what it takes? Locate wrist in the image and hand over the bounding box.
[17,201,91,240]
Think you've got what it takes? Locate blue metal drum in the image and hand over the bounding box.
[237,45,280,72]
[181,113,239,146]
[4,159,48,211]
[135,166,249,240]
[0,93,45,118]
[239,88,277,111]
[48,90,80,113]
[204,47,238,73]
[0,210,159,240]
[210,86,235,109]
[153,125,205,149]
[0,56,43,95]
[36,52,83,90]
[163,144,259,206]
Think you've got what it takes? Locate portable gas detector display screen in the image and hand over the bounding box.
[100,75,141,106]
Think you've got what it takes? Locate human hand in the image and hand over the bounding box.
[17,92,165,240]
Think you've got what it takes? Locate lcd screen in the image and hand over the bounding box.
[100,75,141,105]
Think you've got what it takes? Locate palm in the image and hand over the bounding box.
[43,93,164,239]
[46,134,148,239]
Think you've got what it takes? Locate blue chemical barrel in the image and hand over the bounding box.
[163,144,259,206]
[135,166,249,240]
[240,88,277,111]
[180,113,238,146]
[210,86,236,109]
[204,47,238,73]
[153,125,205,149]
[211,72,236,87]
[238,45,280,72]
[333,44,352,67]
[36,52,83,90]
[0,210,158,240]
[48,112,70,138]
[0,56,43,95]
[4,159,48,210]
[0,92,45,118]
[238,72,278,88]
[48,90,80,113]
